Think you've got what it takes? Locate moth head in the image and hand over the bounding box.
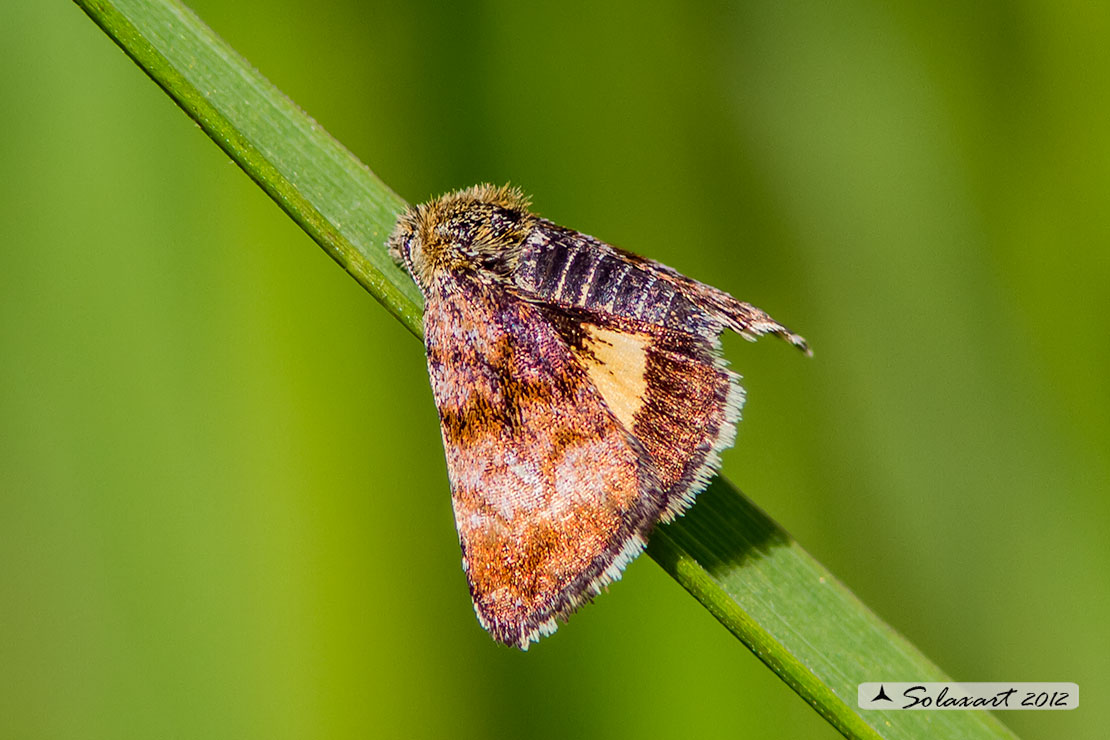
[389,184,536,291]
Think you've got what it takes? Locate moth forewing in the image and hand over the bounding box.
[387,184,808,648]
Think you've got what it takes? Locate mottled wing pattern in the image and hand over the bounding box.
[423,275,667,649]
[512,219,808,517]
[543,307,741,522]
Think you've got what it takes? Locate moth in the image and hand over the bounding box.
[388,184,808,649]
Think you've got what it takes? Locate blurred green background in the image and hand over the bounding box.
[2,1,1107,738]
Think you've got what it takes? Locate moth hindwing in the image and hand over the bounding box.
[388,184,808,649]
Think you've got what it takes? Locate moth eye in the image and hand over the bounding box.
[404,236,422,269]
[479,252,504,270]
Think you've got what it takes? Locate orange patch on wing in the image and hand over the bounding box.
[461,498,624,643]
[444,344,648,647]
[575,325,650,431]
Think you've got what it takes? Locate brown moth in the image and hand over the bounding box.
[388,184,808,649]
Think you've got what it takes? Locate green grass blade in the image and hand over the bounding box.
[73,1,1019,737]
[75,0,422,336]
[649,481,1019,739]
